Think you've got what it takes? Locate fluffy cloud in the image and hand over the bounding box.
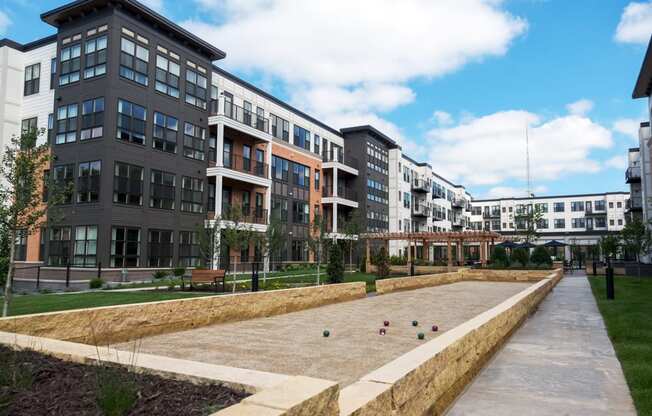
[615,1,652,44]
[426,110,613,187]
[0,10,10,36]
[612,118,641,140]
[565,99,594,116]
[484,185,548,199]
[432,111,454,126]
[604,155,628,170]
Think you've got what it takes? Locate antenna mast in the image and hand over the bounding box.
[525,125,531,197]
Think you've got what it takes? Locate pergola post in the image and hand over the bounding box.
[458,239,465,266]
[480,240,487,266]
[365,239,371,272]
[447,240,453,272]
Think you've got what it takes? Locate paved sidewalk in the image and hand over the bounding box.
[448,273,636,416]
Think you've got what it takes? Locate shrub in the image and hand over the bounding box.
[89,277,104,289]
[511,248,530,267]
[389,255,407,266]
[95,366,137,416]
[490,246,510,267]
[172,267,186,278]
[152,270,168,280]
[530,246,552,267]
[376,247,391,278]
[326,244,344,283]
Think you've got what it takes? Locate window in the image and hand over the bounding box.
[59,44,81,85]
[73,225,97,266]
[155,55,180,98]
[183,122,205,160]
[314,134,320,155]
[117,99,146,145]
[84,35,107,79]
[55,104,78,144]
[111,226,140,267]
[536,219,549,229]
[181,176,204,213]
[113,162,143,205]
[120,37,148,86]
[49,227,72,266]
[293,201,309,224]
[571,201,584,212]
[315,170,320,191]
[572,218,585,228]
[553,202,565,212]
[618,219,623,225]
[617,202,622,208]
[81,97,104,140]
[595,200,606,211]
[153,112,178,153]
[293,125,310,150]
[185,68,207,109]
[21,117,38,135]
[150,169,176,210]
[24,63,40,96]
[50,58,57,89]
[148,230,173,267]
[39,228,46,261]
[208,134,217,162]
[554,219,565,229]
[595,217,607,228]
[272,155,289,181]
[292,162,310,187]
[54,164,74,204]
[14,230,27,261]
[208,181,215,212]
[179,231,201,267]
[77,160,101,203]
[535,203,548,213]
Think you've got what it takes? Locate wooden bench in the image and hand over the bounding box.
[186,269,226,292]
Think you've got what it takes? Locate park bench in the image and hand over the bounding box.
[185,269,226,292]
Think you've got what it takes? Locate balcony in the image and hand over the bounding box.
[223,101,270,134]
[322,185,359,208]
[452,198,465,209]
[585,206,607,216]
[221,205,268,225]
[412,204,430,217]
[626,166,641,183]
[223,154,268,178]
[322,149,344,163]
[412,178,429,193]
[322,150,359,176]
[626,198,643,212]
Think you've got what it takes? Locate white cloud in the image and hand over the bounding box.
[0,10,11,36]
[612,118,640,140]
[484,185,548,199]
[604,155,628,170]
[139,0,164,12]
[565,99,594,116]
[432,111,454,126]
[615,1,652,44]
[426,110,613,187]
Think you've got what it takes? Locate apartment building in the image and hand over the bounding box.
[626,147,643,223]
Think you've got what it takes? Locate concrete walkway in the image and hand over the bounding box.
[448,273,636,416]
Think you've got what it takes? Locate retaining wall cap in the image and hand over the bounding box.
[211,403,285,416]
[242,375,338,411]
[338,380,392,416]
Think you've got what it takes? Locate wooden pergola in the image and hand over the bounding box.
[361,231,504,271]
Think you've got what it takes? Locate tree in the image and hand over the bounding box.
[621,218,652,278]
[306,213,327,285]
[600,235,620,266]
[2,128,66,317]
[490,246,510,268]
[376,246,390,278]
[197,223,218,269]
[341,209,362,273]
[512,247,529,267]
[260,213,284,286]
[514,205,544,244]
[326,242,344,283]
[220,203,256,293]
[530,246,552,267]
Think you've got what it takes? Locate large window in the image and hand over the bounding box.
[535,203,548,213]
[50,58,57,89]
[185,68,207,109]
[155,55,180,98]
[111,227,140,267]
[181,176,204,213]
[120,37,148,86]
[83,35,107,79]
[572,218,585,228]
[73,225,97,266]
[554,219,566,229]
[59,44,81,86]
[21,117,38,135]
[113,162,143,206]
[595,200,606,211]
[293,125,310,150]
[14,230,27,261]
[314,134,320,155]
[53,164,74,204]
[183,122,205,160]
[24,63,40,96]
[55,103,78,144]
[272,197,288,222]
[81,97,104,140]
[292,162,310,187]
[148,230,173,267]
[117,99,146,145]
[49,227,72,266]
[571,201,584,212]
[150,169,176,210]
[179,231,201,267]
[553,202,565,213]
[272,155,289,181]
[271,114,289,141]
[77,160,101,203]
[293,201,309,224]
[153,112,178,153]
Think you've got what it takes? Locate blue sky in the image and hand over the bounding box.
[2,0,652,199]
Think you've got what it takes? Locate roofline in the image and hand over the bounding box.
[340,125,401,149]
[213,66,343,138]
[472,191,629,203]
[633,34,652,98]
[0,35,57,52]
[641,121,650,127]
[401,153,431,168]
[41,0,226,60]
[629,147,640,152]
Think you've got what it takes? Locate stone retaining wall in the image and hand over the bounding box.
[339,269,563,416]
[0,282,366,346]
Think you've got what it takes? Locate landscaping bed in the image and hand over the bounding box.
[0,345,248,416]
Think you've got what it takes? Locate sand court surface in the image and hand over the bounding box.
[118,281,532,386]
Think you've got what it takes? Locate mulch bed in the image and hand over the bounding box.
[0,345,249,416]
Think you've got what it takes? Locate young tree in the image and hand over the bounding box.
[307,213,327,285]
[197,223,218,269]
[512,247,530,267]
[341,209,362,273]
[376,246,391,278]
[490,246,510,268]
[260,213,284,286]
[514,205,544,244]
[620,218,652,278]
[600,235,620,266]
[326,242,344,284]
[220,203,256,293]
[530,246,552,267]
[1,129,66,317]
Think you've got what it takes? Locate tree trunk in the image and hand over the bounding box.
[316,243,321,285]
[2,229,16,317]
[638,253,641,279]
[232,259,238,293]
[263,254,269,288]
[349,243,353,274]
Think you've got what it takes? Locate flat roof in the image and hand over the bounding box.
[472,191,629,203]
[0,35,58,52]
[633,35,652,98]
[340,125,401,149]
[41,0,226,61]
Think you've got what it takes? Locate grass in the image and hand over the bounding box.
[1,291,213,317]
[588,276,652,415]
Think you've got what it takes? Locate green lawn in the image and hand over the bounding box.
[2,291,213,317]
[589,276,652,415]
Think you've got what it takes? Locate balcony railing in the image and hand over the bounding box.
[626,198,643,211]
[451,198,465,209]
[322,149,344,163]
[221,205,268,225]
[585,206,607,216]
[222,153,268,178]
[322,185,357,201]
[626,166,641,183]
[412,204,430,217]
[223,101,270,134]
[412,178,429,193]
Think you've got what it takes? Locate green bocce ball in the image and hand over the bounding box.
[417,332,425,340]
[412,320,418,327]
[323,330,330,338]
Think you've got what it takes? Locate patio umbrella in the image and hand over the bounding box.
[543,240,567,247]
[516,242,536,249]
[495,241,518,249]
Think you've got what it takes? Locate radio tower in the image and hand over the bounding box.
[525,125,531,198]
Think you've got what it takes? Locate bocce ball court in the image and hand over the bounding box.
[119,280,532,386]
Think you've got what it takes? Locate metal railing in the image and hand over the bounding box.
[412,204,430,217]
[221,205,269,225]
[412,178,429,193]
[322,185,357,201]
[222,153,268,178]
[223,101,270,134]
[322,149,344,163]
[626,166,641,182]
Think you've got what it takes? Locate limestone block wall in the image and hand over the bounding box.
[459,268,552,282]
[0,282,367,345]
